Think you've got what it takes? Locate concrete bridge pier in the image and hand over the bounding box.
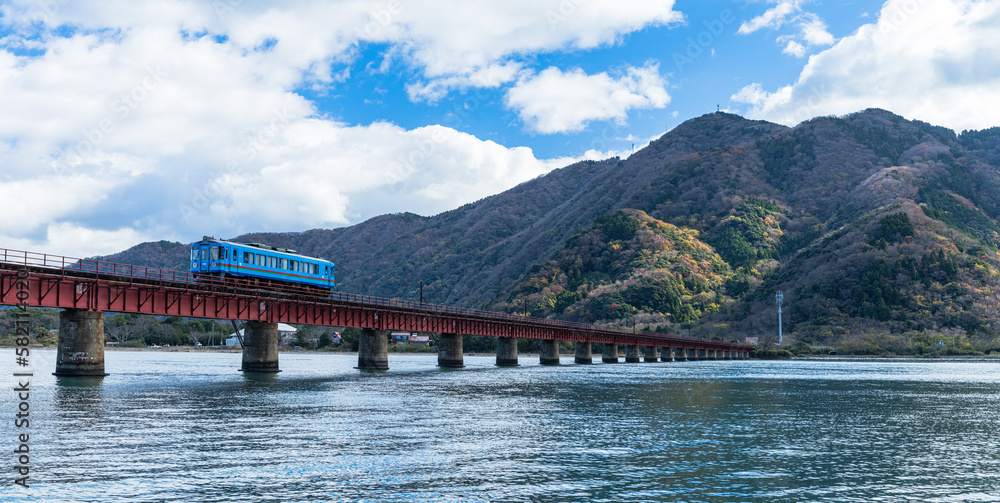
[539,340,560,365]
[643,346,660,362]
[625,345,642,363]
[357,328,390,370]
[574,342,593,364]
[54,309,108,377]
[241,321,281,372]
[602,343,618,363]
[674,348,687,361]
[438,333,464,368]
[496,337,519,366]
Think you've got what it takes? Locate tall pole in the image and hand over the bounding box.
[776,291,783,346]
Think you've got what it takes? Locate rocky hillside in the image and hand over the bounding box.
[101,109,1000,354]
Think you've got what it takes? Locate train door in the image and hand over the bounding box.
[197,243,211,272]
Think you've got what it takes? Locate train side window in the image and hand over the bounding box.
[280,258,287,269]
[210,247,219,260]
[313,264,319,275]
[243,251,249,263]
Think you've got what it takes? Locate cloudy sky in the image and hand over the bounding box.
[1,0,998,258]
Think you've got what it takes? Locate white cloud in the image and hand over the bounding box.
[800,14,835,46]
[738,0,835,57]
[505,64,670,134]
[0,1,687,257]
[738,0,801,34]
[782,39,807,57]
[405,62,523,103]
[730,0,1000,131]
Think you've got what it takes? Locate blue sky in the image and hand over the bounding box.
[0,0,998,258]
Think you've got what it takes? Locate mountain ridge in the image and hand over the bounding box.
[98,109,1000,354]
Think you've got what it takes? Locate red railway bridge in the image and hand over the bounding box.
[0,248,753,376]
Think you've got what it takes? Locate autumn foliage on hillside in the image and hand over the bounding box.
[101,109,1000,355]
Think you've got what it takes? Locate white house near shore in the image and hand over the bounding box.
[225,323,297,347]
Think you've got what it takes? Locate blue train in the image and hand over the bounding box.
[190,237,335,289]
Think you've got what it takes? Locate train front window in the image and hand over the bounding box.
[191,249,198,261]
[200,248,207,261]
[210,247,219,260]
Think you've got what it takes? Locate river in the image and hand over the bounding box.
[2,350,999,502]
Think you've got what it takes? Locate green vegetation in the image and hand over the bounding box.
[920,186,1000,248]
[756,132,815,190]
[710,198,785,269]
[868,212,914,247]
[593,211,642,242]
[501,209,731,329]
[0,309,58,347]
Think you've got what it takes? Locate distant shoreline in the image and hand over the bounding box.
[793,356,1000,362]
[7,346,1000,361]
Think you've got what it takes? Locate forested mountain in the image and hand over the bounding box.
[101,109,1000,354]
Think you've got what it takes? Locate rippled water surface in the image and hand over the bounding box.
[2,350,1000,502]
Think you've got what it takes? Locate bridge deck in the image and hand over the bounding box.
[0,248,752,351]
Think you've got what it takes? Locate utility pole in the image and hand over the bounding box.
[776,291,783,345]
[419,280,424,305]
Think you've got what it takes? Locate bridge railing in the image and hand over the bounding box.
[0,247,750,348]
